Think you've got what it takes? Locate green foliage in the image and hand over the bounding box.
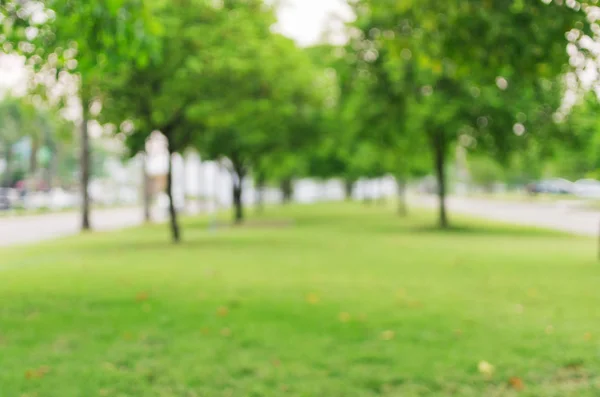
[0,96,75,185]
[550,93,600,179]
[468,156,505,191]
[2,0,161,77]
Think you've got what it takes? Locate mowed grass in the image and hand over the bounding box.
[1,203,600,396]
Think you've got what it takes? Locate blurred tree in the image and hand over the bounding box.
[347,0,590,227]
[468,156,505,193]
[2,0,161,230]
[190,9,323,224]
[550,92,600,180]
[99,0,213,242]
[0,97,24,188]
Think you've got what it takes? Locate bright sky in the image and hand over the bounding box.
[275,0,352,46]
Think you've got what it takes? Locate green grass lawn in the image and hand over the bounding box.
[1,203,599,396]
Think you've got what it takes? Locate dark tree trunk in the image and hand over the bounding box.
[142,152,152,223]
[397,177,408,216]
[80,99,91,231]
[256,171,265,213]
[344,179,354,201]
[166,151,181,243]
[231,158,245,224]
[432,130,449,229]
[3,146,12,188]
[281,178,293,204]
[233,182,243,224]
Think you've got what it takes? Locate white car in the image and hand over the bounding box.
[573,179,600,198]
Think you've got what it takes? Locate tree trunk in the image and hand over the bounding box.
[142,152,152,223]
[256,171,265,213]
[344,179,354,201]
[80,99,91,231]
[281,178,293,204]
[231,159,245,224]
[397,177,408,216]
[233,182,243,224]
[432,131,449,229]
[3,146,12,188]
[166,152,181,243]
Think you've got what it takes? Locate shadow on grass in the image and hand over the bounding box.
[406,224,571,238]
[187,219,296,230]
[75,228,315,256]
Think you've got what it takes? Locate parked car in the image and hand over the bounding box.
[573,179,600,198]
[527,178,573,195]
[0,188,11,210]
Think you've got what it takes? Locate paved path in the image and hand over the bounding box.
[0,207,151,247]
[412,195,600,237]
[1,197,598,248]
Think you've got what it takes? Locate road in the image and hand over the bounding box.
[412,195,600,237]
[1,197,598,247]
[0,207,151,247]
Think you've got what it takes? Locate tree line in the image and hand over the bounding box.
[1,0,598,242]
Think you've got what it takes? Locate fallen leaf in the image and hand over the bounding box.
[407,300,422,308]
[545,325,554,335]
[123,332,134,341]
[454,329,463,337]
[478,361,495,378]
[221,328,232,337]
[26,311,39,321]
[272,358,281,367]
[217,306,229,317]
[136,292,149,302]
[25,366,50,380]
[200,327,211,335]
[338,312,351,323]
[508,376,525,391]
[584,332,593,341]
[306,293,320,305]
[381,330,395,341]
